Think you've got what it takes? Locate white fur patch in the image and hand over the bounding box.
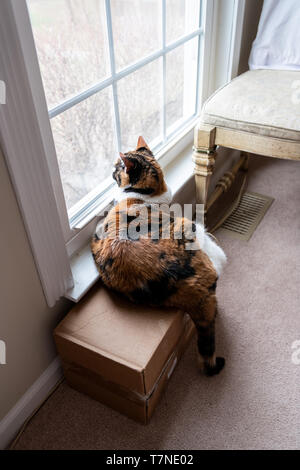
[196,224,227,276]
[106,187,226,276]
[115,185,173,205]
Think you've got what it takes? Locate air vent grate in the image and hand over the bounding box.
[219,191,274,241]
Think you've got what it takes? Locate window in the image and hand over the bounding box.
[27,0,203,227]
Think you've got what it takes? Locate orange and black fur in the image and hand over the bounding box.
[91,136,225,376]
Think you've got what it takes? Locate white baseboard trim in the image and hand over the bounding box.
[0,356,62,450]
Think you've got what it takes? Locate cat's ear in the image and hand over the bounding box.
[136,136,150,151]
[119,152,134,173]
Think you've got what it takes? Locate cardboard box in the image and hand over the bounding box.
[54,284,195,424]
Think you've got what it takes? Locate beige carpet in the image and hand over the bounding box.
[14,155,300,450]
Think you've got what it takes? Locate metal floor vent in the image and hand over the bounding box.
[219,191,274,241]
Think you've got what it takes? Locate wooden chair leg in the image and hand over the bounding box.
[192,125,217,214]
[241,151,250,171]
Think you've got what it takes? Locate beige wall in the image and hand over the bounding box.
[238,0,263,74]
[0,148,71,421]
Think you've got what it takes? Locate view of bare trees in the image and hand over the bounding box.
[28,0,199,210]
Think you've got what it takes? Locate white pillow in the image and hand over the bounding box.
[249,0,300,71]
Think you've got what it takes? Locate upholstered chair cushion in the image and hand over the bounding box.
[200,70,300,141]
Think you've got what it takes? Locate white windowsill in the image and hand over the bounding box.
[65,142,195,303]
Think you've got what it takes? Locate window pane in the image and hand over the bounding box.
[166,38,198,132]
[111,0,162,71]
[51,88,117,210]
[118,59,162,151]
[166,0,201,44]
[27,0,110,109]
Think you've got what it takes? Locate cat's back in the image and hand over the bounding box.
[91,198,169,292]
[91,199,217,300]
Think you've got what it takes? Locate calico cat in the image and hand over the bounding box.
[91,136,227,376]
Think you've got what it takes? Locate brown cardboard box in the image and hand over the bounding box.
[54,284,195,423]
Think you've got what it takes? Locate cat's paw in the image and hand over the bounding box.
[204,357,225,377]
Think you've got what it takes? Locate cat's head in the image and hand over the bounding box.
[112,136,167,196]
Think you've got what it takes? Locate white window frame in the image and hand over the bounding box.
[41,0,206,237]
[0,0,245,306]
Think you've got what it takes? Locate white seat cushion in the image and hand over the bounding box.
[200,70,300,141]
